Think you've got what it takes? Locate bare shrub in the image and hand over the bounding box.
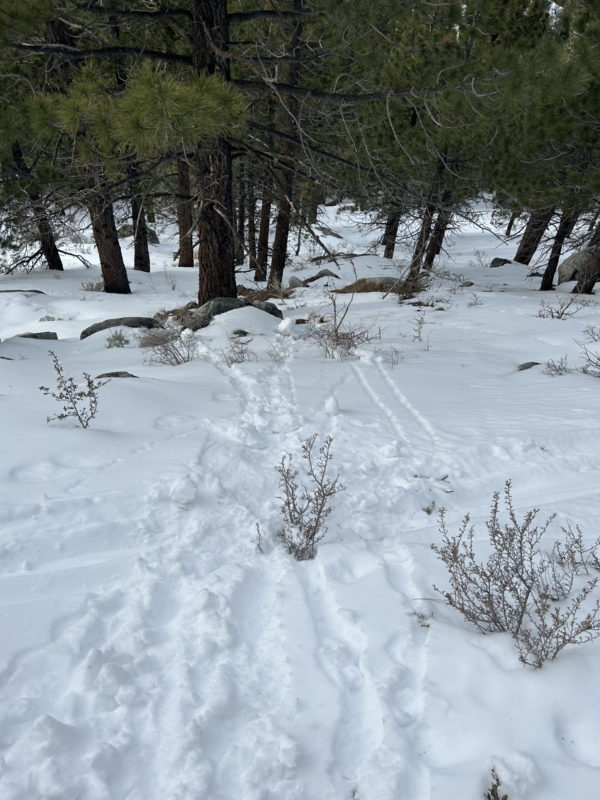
[105,329,130,348]
[395,270,432,301]
[40,351,107,428]
[306,290,373,359]
[582,325,600,343]
[432,481,600,667]
[81,279,104,292]
[275,434,343,561]
[537,297,585,319]
[137,321,197,365]
[544,355,572,376]
[221,335,256,366]
[268,339,291,364]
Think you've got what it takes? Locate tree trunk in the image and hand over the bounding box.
[267,0,303,290]
[176,158,194,267]
[540,208,579,291]
[87,190,130,294]
[11,141,63,271]
[514,207,555,265]
[255,178,272,281]
[235,160,246,265]
[196,139,237,305]
[382,211,400,259]
[505,211,518,237]
[247,180,257,274]
[128,161,150,272]
[423,193,453,271]
[409,203,435,277]
[269,170,294,289]
[573,249,600,294]
[191,0,237,304]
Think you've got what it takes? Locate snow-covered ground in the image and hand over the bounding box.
[1,209,599,799]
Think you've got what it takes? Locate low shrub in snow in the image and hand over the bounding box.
[40,351,107,428]
[432,481,600,667]
[220,335,256,366]
[543,355,572,376]
[274,433,343,561]
[536,297,585,319]
[137,321,197,365]
[105,329,130,348]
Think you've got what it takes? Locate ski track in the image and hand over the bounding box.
[0,351,433,799]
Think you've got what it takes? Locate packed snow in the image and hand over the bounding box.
[1,208,599,799]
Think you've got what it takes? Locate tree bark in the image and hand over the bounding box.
[255,179,271,281]
[247,180,257,274]
[11,141,63,271]
[267,0,303,289]
[191,0,236,304]
[176,158,194,267]
[382,211,400,259]
[87,189,130,294]
[409,203,435,277]
[540,208,579,291]
[235,160,246,265]
[505,211,518,237]
[423,192,453,271]
[514,207,555,265]
[128,161,150,272]
[196,139,237,305]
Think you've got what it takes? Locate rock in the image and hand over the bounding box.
[117,224,159,244]
[181,297,283,331]
[80,317,159,340]
[490,257,512,268]
[336,276,400,294]
[518,361,541,371]
[460,280,475,287]
[558,250,595,284]
[288,276,305,288]
[288,269,339,289]
[231,329,249,337]
[17,331,58,340]
[95,371,139,379]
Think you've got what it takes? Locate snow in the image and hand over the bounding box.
[1,209,600,799]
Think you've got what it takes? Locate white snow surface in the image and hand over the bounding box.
[1,208,599,799]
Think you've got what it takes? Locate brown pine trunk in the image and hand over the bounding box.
[505,212,518,237]
[87,190,130,294]
[382,211,400,259]
[196,139,236,305]
[255,180,272,281]
[423,193,453,271]
[409,203,435,277]
[128,161,150,273]
[176,158,194,267]
[269,171,294,289]
[235,161,246,265]
[12,141,63,271]
[267,0,303,290]
[514,207,555,265]
[248,181,257,274]
[192,0,237,305]
[540,209,579,291]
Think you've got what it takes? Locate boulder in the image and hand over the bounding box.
[80,317,159,340]
[180,297,283,331]
[558,250,594,284]
[490,257,512,268]
[17,331,58,340]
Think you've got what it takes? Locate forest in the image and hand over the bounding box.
[1,0,599,296]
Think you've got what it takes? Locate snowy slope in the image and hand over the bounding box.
[1,210,599,799]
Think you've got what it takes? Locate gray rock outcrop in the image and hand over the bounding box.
[17,331,58,340]
[180,297,283,330]
[557,250,594,284]
[490,257,512,268]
